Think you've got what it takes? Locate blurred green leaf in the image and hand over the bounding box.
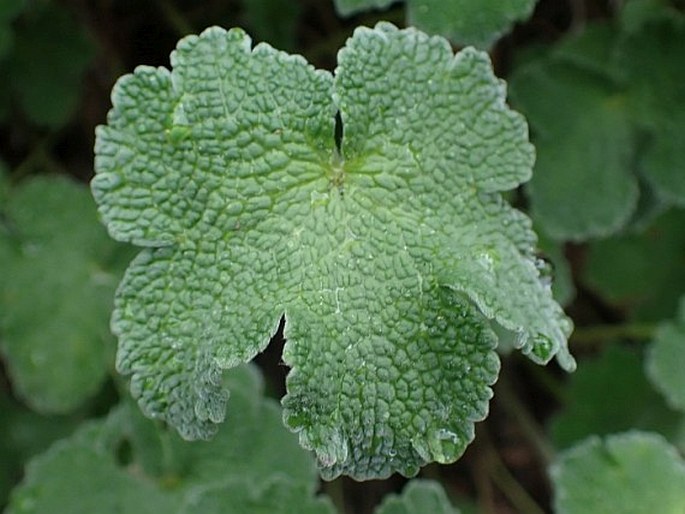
[551,432,685,513]
[583,209,685,321]
[552,23,620,78]
[242,0,300,51]
[374,480,460,514]
[549,346,681,449]
[334,0,394,16]
[177,478,335,514]
[0,0,23,20]
[5,365,332,514]
[617,15,685,206]
[0,175,128,413]
[510,55,638,241]
[625,175,670,231]
[0,392,81,508]
[8,3,93,126]
[0,160,8,205]
[0,0,22,58]
[6,429,177,514]
[334,0,537,47]
[620,0,682,33]
[647,297,685,412]
[163,365,321,489]
[510,7,685,241]
[407,0,537,48]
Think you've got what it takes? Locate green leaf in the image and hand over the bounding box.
[551,23,621,79]
[510,10,685,241]
[92,23,573,479]
[6,365,331,514]
[91,365,319,489]
[177,478,335,514]
[374,480,460,514]
[582,208,685,321]
[625,175,670,231]
[647,297,685,412]
[551,432,685,514]
[241,0,300,51]
[0,159,8,204]
[407,0,537,48]
[617,15,685,206]
[0,0,23,21]
[0,64,10,121]
[0,175,126,413]
[620,0,683,33]
[8,3,93,126]
[167,365,321,489]
[333,0,537,47]
[509,41,639,241]
[0,391,81,507]
[549,346,681,449]
[6,429,178,514]
[0,0,23,59]
[334,0,395,17]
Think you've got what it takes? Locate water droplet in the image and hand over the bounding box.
[477,251,495,273]
[427,428,461,463]
[531,333,555,361]
[534,256,554,289]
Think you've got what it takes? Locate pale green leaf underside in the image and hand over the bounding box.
[551,432,685,514]
[6,365,331,514]
[0,176,122,413]
[93,23,573,479]
[334,0,537,48]
[374,479,460,514]
[647,297,685,412]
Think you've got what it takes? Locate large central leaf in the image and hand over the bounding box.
[92,23,573,479]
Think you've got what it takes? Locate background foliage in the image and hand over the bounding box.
[1,0,684,513]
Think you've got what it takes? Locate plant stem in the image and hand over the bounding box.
[522,357,567,403]
[496,372,556,466]
[474,448,498,514]
[478,427,548,514]
[486,446,548,514]
[570,322,657,346]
